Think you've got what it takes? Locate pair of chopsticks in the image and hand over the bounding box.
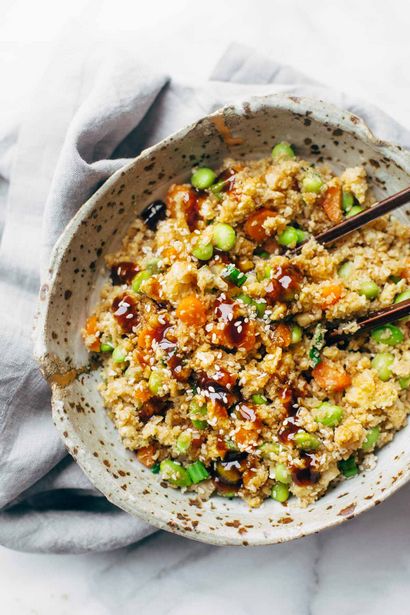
[294,186,410,339]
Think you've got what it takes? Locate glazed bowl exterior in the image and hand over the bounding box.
[35,94,410,545]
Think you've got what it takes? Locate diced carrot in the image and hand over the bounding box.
[176,294,207,326]
[134,385,152,404]
[233,426,259,447]
[136,444,157,468]
[272,323,292,347]
[320,282,343,309]
[85,315,100,351]
[161,246,178,260]
[321,185,342,223]
[312,360,351,392]
[138,327,155,350]
[85,314,98,335]
[243,208,277,242]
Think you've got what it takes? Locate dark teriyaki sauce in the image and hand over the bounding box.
[112,294,139,332]
[110,261,139,285]
[140,200,166,230]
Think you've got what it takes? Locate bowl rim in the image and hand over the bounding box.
[34,93,410,546]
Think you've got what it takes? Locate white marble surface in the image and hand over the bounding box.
[1,0,410,613]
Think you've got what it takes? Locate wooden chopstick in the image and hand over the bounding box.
[326,298,410,342]
[293,185,410,252]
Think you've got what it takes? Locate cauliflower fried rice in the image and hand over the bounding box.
[83,144,410,507]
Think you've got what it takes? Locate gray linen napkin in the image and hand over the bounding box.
[0,37,409,554]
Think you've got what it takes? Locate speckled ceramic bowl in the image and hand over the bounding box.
[35,94,410,545]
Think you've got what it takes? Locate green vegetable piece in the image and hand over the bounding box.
[338,456,358,478]
[271,142,295,160]
[191,419,208,430]
[338,261,354,279]
[176,431,192,453]
[271,482,289,502]
[210,180,225,198]
[213,223,236,251]
[371,324,404,346]
[151,462,160,474]
[315,402,343,427]
[148,371,164,395]
[302,172,323,194]
[358,280,380,300]
[252,394,268,405]
[187,460,209,484]
[259,442,280,459]
[192,242,213,261]
[100,341,114,353]
[295,228,308,243]
[372,352,394,381]
[132,270,151,293]
[290,324,303,344]
[399,376,410,389]
[346,205,363,218]
[160,460,192,487]
[275,463,291,484]
[256,250,270,259]
[254,300,267,317]
[112,346,127,363]
[309,346,322,367]
[146,258,160,274]
[222,264,247,287]
[390,275,402,284]
[191,167,217,190]
[362,426,380,452]
[293,430,321,451]
[394,289,410,304]
[277,226,299,248]
[342,191,355,213]
[237,293,253,305]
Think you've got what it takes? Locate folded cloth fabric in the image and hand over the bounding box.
[0,35,409,554]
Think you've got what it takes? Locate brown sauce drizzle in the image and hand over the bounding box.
[292,453,321,486]
[196,369,239,409]
[150,321,190,382]
[214,295,250,349]
[215,168,236,193]
[110,261,139,285]
[112,294,139,332]
[265,263,303,303]
[139,397,169,423]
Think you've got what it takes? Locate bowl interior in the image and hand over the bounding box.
[37,95,410,545]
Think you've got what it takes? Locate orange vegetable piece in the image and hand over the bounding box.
[312,360,351,393]
[321,185,342,223]
[134,385,152,404]
[243,208,277,242]
[271,323,292,347]
[136,444,157,468]
[85,315,98,335]
[85,315,100,351]
[320,283,343,309]
[176,294,207,326]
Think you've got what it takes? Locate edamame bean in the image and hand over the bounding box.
[399,376,410,389]
[100,341,114,352]
[192,242,213,261]
[315,402,343,427]
[160,460,191,487]
[394,289,410,303]
[112,346,127,363]
[362,426,380,452]
[302,172,323,194]
[346,205,363,218]
[252,394,268,405]
[148,371,164,395]
[293,431,321,451]
[342,191,355,213]
[213,223,236,251]
[271,142,295,160]
[271,482,289,502]
[358,280,380,300]
[259,442,280,460]
[290,324,303,344]
[191,167,216,190]
[277,226,299,248]
[371,324,404,346]
[338,261,354,279]
[275,463,291,484]
[372,352,394,381]
[176,431,192,453]
[132,270,151,293]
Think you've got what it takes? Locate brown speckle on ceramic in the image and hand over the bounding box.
[34,94,410,546]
